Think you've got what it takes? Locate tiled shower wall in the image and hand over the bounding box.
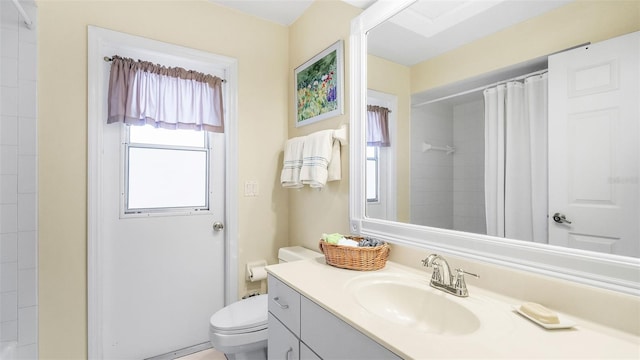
[411,98,486,233]
[410,103,454,229]
[452,100,486,234]
[1,0,38,358]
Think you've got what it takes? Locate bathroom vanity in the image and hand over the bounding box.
[266,258,640,359]
[267,273,401,359]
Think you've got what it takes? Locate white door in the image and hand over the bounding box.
[96,37,227,358]
[548,31,639,256]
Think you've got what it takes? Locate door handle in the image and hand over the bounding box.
[213,222,224,231]
[552,212,572,224]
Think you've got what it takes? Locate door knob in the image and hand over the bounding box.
[213,222,224,231]
[552,213,572,224]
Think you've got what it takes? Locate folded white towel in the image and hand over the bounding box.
[327,138,341,182]
[280,136,306,188]
[300,130,334,188]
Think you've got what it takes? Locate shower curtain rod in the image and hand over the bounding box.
[11,0,33,29]
[413,68,548,108]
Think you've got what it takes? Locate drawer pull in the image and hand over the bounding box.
[273,296,289,309]
[285,347,293,360]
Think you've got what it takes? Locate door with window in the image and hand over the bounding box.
[102,124,225,359]
[96,37,228,359]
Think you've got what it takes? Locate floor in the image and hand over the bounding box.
[176,348,227,360]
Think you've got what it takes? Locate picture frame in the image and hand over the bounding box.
[294,40,344,127]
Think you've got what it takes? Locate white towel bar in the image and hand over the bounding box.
[333,124,348,145]
[422,142,455,155]
[11,0,33,29]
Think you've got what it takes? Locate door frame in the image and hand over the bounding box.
[87,26,239,358]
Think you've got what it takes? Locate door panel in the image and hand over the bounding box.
[548,31,639,257]
[567,109,616,204]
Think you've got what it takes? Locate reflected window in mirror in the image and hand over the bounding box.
[366,146,379,203]
[366,94,397,221]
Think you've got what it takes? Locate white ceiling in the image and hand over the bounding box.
[208,0,374,26]
[208,0,572,66]
[368,0,572,66]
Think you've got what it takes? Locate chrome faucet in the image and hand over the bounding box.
[421,254,479,297]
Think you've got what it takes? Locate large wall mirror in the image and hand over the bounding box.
[349,0,639,294]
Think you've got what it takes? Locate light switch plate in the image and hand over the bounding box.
[244,181,258,197]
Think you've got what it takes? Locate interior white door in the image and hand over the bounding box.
[99,53,226,358]
[548,31,639,256]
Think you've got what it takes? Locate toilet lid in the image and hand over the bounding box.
[210,294,268,332]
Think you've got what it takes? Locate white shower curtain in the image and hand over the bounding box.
[484,73,548,242]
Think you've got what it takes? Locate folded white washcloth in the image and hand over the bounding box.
[280,136,306,188]
[300,130,335,188]
[337,238,359,247]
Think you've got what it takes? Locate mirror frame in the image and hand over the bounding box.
[349,0,640,295]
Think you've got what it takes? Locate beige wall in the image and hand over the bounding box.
[411,0,640,93]
[37,0,289,357]
[287,1,361,250]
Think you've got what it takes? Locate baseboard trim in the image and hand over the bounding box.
[145,342,213,360]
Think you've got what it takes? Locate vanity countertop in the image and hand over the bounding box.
[266,258,640,359]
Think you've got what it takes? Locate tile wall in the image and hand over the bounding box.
[410,102,454,228]
[0,0,38,358]
[452,100,486,233]
[411,97,486,233]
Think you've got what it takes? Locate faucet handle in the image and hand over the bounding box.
[455,268,479,279]
[421,253,439,267]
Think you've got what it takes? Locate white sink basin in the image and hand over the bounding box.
[346,273,511,336]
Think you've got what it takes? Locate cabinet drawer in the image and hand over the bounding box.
[300,342,321,360]
[300,296,401,360]
[268,314,299,360]
[268,274,301,336]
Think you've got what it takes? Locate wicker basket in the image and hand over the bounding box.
[319,236,390,271]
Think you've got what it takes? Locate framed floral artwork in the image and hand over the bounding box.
[295,40,344,127]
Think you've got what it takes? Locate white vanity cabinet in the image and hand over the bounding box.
[267,275,301,360]
[267,274,401,360]
[268,315,300,360]
[299,296,401,359]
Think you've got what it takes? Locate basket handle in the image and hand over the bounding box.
[375,244,390,259]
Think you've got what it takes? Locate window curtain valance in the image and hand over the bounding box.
[107,55,225,133]
[367,105,390,147]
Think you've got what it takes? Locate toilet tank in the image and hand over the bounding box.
[278,246,324,263]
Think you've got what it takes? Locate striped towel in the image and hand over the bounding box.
[280,136,306,188]
[300,130,335,188]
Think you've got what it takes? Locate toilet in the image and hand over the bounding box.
[209,246,323,360]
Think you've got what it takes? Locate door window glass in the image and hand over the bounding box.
[124,125,210,214]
